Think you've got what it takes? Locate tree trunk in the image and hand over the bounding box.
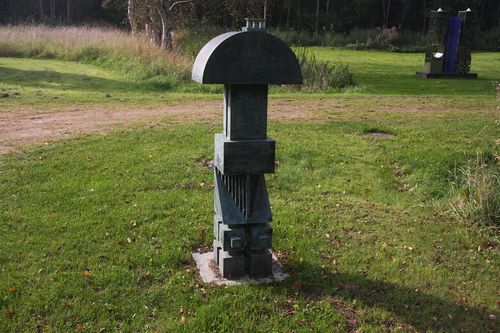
[399,0,409,29]
[49,0,55,18]
[38,0,44,21]
[156,3,173,50]
[128,0,138,36]
[315,0,320,35]
[382,0,391,28]
[286,0,291,28]
[421,0,426,33]
[297,0,300,32]
[146,5,162,46]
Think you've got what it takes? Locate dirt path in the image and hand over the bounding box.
[2,96,490,155]
[0,99,320,155]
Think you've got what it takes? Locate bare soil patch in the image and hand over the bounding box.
[0,97,486,155]
[0,99,317,154]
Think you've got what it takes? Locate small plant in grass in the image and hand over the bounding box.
[347,26,399,51]
[493,81,500,113]
[448,151,500,231]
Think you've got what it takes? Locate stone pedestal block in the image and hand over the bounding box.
[220,250,245,279]
[249,224,273,250]
[246,249,273,277]
[214,134,275,175]
[218,222,246,252]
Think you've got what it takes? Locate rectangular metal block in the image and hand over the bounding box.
[249,224,273,250]
[245,249,273,277]
[423,45,444,74]
[213,240,221,265]
[213,216,221,238]
[224,84,268,140]
[219,223,246,251]
[220,251,245,279]
[215,134,275,174]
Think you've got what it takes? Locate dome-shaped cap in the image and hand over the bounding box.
[192,31,302,85]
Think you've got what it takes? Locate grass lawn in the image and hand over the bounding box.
[0,50,499,332]
[307,48,500,98]
[0,58,203,108]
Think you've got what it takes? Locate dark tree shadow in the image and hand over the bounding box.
[0,65,164,94]
[278,260,499,333]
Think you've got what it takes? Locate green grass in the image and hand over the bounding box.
[1,116,499,332]
[0,58,217,108]
[1,46,500,332]
[306,48,500,97]
[0,58,139,103]
[2,52,498,111]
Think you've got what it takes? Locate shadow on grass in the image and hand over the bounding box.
[0,65,177,94]
[0,65,136,91]
[282,261,499,333]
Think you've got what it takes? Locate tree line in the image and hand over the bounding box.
[1,0,499,49]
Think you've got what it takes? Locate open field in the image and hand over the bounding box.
[1,48,499,332]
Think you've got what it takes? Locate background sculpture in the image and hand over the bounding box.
[192,19,302,279]
[417,9,478,78]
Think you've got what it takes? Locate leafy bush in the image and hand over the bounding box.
[268,28,322,47]
[346,26,400,51]
[390,30,426,53]
[270,26,426,52]
[474,27,500,51]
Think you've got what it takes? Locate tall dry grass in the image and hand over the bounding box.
[0,25,193,90]
[449,152,500,232]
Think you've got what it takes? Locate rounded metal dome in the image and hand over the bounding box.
[192,31,302,85]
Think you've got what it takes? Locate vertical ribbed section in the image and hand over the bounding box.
[216,168,250,220]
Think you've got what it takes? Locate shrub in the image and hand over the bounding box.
[474,27,500,51]
[390,30,426,53]
[292,49,355,92]
[268,28,322,47]
[347,26,399,51]
[174,24,229,58]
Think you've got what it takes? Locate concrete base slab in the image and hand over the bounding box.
[192,251,289,285]
[416,71,478,78]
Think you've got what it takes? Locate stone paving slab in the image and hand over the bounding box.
[192,252,289,286]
